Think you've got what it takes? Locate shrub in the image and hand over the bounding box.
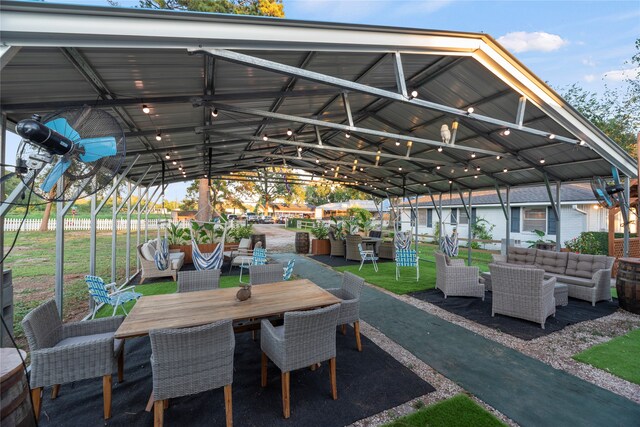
[227,224,253,242]
[310,221,329,239]
[564,232,607,255]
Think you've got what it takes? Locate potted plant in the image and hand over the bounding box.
[310,221,331,255]
[526,229,556,251]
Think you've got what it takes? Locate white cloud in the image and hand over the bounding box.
[603,67,640,82]
[583,74,596,82]
[581,57,596,67]
[497,31,568,53]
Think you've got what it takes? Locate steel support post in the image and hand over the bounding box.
[624,176,630,257]
[55,179,65,318]
[137,186,142,271]
[127,175,158,280]
[438,193,443,244]
[468,190,473,265]
[111,177,118,282]
[0,113,6,345]
[125,181,132,279]
[556,181,562,252]
[414,193,419,253]
[506,187,511,251]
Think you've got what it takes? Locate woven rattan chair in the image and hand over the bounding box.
[137,243,184,283]
[250,263,285,285]
[434,252,484,299]
[260,304,340,418]
[326,272,365,351]
[489,263,556,329]
[345,235,362,261]
[22,299,125,421]
[377,241,396,260]
[328,231,345,258]
[177,269,221,292]
[150,320,235,427]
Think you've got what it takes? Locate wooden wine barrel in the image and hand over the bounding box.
[615,258,640,314]
[1,348,35,427]
[295,232,310,254]
[251,234,266,250]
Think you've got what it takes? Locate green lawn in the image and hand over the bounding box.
[383,394,505,427]
[572,328,640,385]
[335,261,436,295]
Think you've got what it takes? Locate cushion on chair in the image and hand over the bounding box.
[534,250,568,274]
[546,273,594,287]
[565,253,609,279]
[507,247,537,265]
[141,243,155,261]
[56,332,124,357]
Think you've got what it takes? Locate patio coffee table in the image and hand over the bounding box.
[114,279,341,339]
[554,283,568,306]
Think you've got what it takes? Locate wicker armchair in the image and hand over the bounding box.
[22,299,125,421]
[250,263,285,285]
[328,231,345,258]
[150,320,235,427]
[377,241,396,260]
[137,243,184,283]
[177,269,221,292]
[434,252,484,300]
[345,235,363,261]
[489,263,556,329]
[260,304,340,418]
[326,272,365,351]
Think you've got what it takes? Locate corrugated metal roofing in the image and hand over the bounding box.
[0,1,636,200]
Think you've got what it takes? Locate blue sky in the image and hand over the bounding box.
[4,0,639,200]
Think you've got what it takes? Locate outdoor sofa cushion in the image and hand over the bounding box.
[141,242,155,261]
[565,253,611,279]
[56,332,124,358]
[507,247,537,265]
[535,250,568,274]
[544,273,594,288]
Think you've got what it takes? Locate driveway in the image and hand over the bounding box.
[251,224,298,253]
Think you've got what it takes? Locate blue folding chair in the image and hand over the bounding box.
[283,258,295,280]
[395,249,419,281]
[85,275,142,319]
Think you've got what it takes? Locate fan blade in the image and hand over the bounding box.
[595,188,614,207]
[0,172,16,184]
[45,118,81,142]
[41,158,71,192]
[77,136,117,162]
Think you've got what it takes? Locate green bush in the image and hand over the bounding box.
[310,221,329,239]
[227,224,253,242]
[564,232,608,255]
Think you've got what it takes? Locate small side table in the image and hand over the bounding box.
[554,283,568,306]
[480,272,492,292]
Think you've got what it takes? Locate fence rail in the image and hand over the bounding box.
[3,218,160,232]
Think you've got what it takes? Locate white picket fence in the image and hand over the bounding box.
[3,218,161,232]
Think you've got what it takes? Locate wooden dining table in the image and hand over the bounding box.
[114,279,341,339]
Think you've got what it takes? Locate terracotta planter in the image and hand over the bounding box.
[311,239,331,255]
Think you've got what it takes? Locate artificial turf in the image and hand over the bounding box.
[334,260,436,294]
[382,394,505,427]
[572,328,640,385]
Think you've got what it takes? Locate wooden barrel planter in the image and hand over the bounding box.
[615,258,640,314]
[251,234,266,250]
[295,232,310,254]
[1,348,35,427]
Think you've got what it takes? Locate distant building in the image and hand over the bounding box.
[315,200,388,219]
[399,183,630,249]
[270,204,315,218]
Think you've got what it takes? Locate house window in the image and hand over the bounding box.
[427,209,433,228]
[522,207,546,232]
[459,210,469,225]
[418,209,427,226]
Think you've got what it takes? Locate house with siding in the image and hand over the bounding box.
[399,183,630,250]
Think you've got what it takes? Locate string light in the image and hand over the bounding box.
[467,107,474,114]
[503,128,511,136]
[172,161,177,165]
[548,133,556,140]
[263,134,268,141]
[437,147,443,152]
[142,105,150,114]
[156,132,162,141]
[539,158,546,164]
[496,155,502,160]
[287,128,293,136]
[395,140,400,146]
[471,152,476,158]
[211,108,218,118]
[345,132,351,138]
[165,153,170,160]
[503,168,508,173]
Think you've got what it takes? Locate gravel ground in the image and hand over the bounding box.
[252,224,297,253]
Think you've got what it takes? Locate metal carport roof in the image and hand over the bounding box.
[1,1,636,198]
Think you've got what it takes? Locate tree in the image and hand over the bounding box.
[304,184,368,206]
[559,38,639,157]
[137,0,284,17]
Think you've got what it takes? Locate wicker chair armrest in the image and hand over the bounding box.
[542,276,557,291]
[62,316,124,338]
[450,259,466,267]
[592,268,611,286]
[261,319,282,343]
[492,254,507,263]
[450,265,479,276]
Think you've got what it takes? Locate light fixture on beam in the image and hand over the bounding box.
[437,147,443,152]
[436,165,441,170]
[548,133,556,140]
[471,152,476,158]
[464,165,469,172]
[474,175,478,179]
[398,167,402,171]
[142,104,150,114]
[352,159,358,172]
[409,89,418,99]
[539,158,546,164]
[496,155,502,160]
[375,149,381,167]
[503,168,508,173]
[316,158,320,163]
[263,134,268,141]
[476,166,481,171]
[467,107,474,114]
[178,166,183,171]
[172,161,177,165]
[579,140,587,146]
[502,128,511,136]
[156,132,162,141]
[448,180,453,184]
[406,140,413,157]
[211,108,218,118]
[395,140,400,146]
[345,131,351,138]
[165,152,170,160]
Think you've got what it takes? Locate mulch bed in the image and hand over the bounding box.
[409,289,620,340]
[38,326,434,427]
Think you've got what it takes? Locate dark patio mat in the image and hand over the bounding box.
[38,326,434,426]
[409,289,620,340]
[308,254,393,268]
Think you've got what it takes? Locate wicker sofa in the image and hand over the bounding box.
[137,240,185,283]
[493,247,614,306]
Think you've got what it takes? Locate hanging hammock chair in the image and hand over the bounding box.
[440,227,459,257]
[394,231,412,250]
[190,221,229,271]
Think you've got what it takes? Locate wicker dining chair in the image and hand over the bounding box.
[249,263,285,285]
[150,320,235,427]
[177,269,221,292]
[22,299,125,421]
[260,304,340,418]
[328,231,345,258]
[345,235,362,261]
[326,272,366,351]
[434,251,484,299]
